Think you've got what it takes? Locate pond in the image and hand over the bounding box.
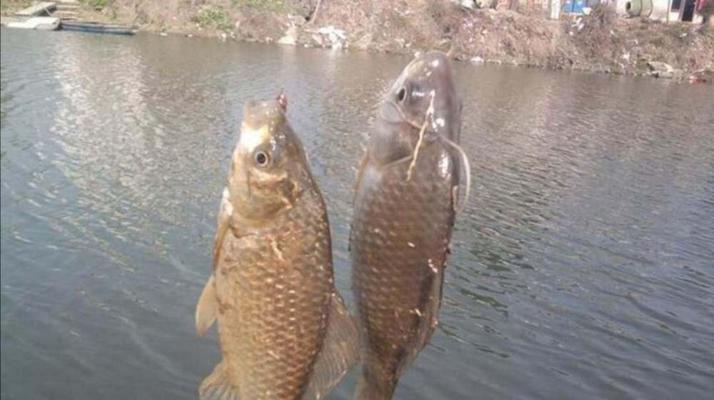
[1,28,713,399]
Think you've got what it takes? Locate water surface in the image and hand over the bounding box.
[2,28,713,399]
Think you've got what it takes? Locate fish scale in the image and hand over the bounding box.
[352,144,454,381]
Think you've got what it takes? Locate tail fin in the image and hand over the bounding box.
[304,292,360,399]
[199,361,240,400]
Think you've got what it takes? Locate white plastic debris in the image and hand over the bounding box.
[317,25,346,49]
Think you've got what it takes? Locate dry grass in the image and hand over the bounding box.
[4,0,710,78]
[0,0,32,14]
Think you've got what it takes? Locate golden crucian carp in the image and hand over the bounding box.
[195,93,358,400]
[350,51,470,400]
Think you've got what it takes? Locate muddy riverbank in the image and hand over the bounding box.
[2,0,713,80]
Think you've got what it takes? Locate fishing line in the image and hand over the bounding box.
[406,91,436,181]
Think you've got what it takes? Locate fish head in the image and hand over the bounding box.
[227,93,308,221]
[373,51,461,165]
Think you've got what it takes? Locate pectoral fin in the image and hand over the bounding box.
[304,292,360,399]
[353,153,369,196]
[441,136,471,214]
[195,275,217,336]
[198,188,234,337]
[213,188,233,270]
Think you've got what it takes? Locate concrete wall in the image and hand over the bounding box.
[614,0,704,22]
[651,0,671,19]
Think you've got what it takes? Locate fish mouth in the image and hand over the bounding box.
[380,52,459,140]
[238,100,286,154]
[242,100,285,131]
[376,52,471,211]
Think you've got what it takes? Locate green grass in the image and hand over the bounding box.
[0,0,32,13]
[231,0,286,12]
[81,0,109,11]
[196,6,233,31]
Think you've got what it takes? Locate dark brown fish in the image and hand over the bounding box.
[350,52,468,400]
[195,94,358,400]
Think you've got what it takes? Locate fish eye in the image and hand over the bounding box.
[254,150,270,167]
[396,87,407,102]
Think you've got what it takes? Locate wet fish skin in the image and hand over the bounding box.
[351,52,463,400]
[196,95,358,400]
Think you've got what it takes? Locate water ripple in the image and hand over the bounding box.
[2,28,714,400]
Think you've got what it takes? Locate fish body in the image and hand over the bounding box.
[350,52,464,399]
[196,95,357,400]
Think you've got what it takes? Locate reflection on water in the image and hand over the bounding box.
[2,28,714,399]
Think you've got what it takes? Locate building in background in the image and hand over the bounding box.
[615,0,706,22]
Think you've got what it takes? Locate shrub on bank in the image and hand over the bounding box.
[196,5,233,31]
